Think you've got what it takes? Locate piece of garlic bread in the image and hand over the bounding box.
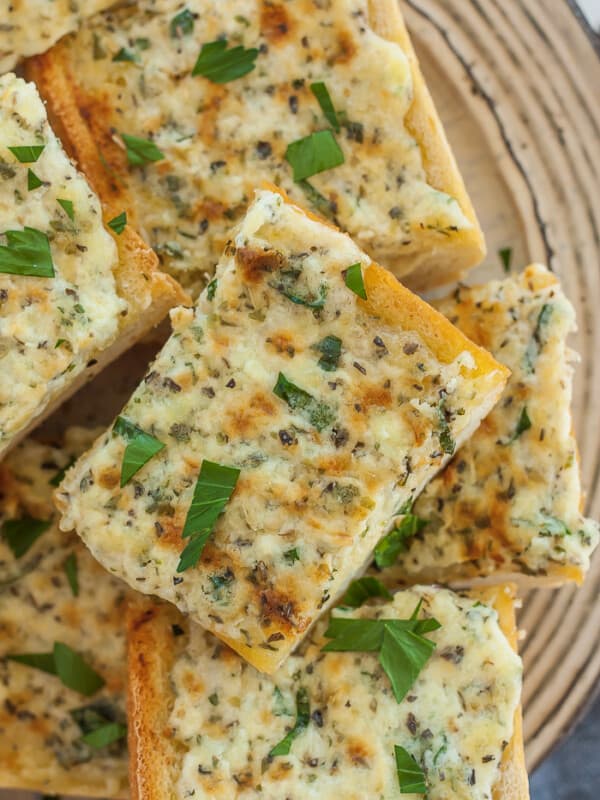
[126,584,527,800]
[56,189,508,673]
[375,265,599,586]
[0,429,130,798]
[27,0,484,294]
[0,74,188,458]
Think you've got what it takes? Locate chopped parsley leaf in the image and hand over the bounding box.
[8,145,45,163]
[285,130,344,182]
[177,460,241,572]
[312,335,342,372]
[64,552,79,597]
[322,603,440,703]
[107,211,127,235]
[27,169,43,191]
[0,227,55,278]
[498,247,512,273]
[374,515,427,569]
[341,577,392,608]
[121,133,165,167]
[8,642,105,696]
[395,745,427,794]
[192,39,259,84]
[269,688,310,757]
[310,82,340,131]
[57,198,75,221]
[113,416,165,486]
[344,262,367,300]
[273,372,335,431]
[2,516,52,559]
[170,8,195,37]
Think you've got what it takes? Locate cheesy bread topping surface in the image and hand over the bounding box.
[0,75,127,452]
[381,265,599,584]
[0,429,129,797]
[59,0,473,292]
[166,587,522,800]
[57,190,505,671]
[0,0,117,73]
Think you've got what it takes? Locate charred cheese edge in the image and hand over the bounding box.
[27,0,484,295]
[0,428,129,799]
[56,188,508,674]
[0,74,187,458]
[126,584,527,800]
[0,0,118,73]
[377,265,599,587]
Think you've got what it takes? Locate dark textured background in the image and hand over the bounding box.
[531,692,600,799]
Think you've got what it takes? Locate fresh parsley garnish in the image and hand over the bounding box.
[49,456,75,487]
[192,39,259,84]
[269,268,328,309]
[206,278,218,300]
[374,514,427,569]
[107,211,127,235]
[82,721,127,748]
[283,547,300,565]
[71,701,126,748]
[322,602,440,703]
[2,516,52,559]
[341,577,392,608]
[121,133,165,167]
[524,303,553,371]
[113,416,165,487]
[502,406,531,445]
[312,335,342,371]
[64,552,79,597]
[170,8,195,37]
[8,642,105,696]
[498,247,512,273]
[268,688,310,757]
[27,169,42,191]
[273,372,335,432]
[177,460,241,572]
[297,179,336,220]
[344,262,367,300]
[112,47,137,63]
[395,745,427,794]
[8,145,45,163]
[0,227,54,278]
[310,82,340,131]
[57,198,75,221]
[285,130,344,182]
[437,400,455,455]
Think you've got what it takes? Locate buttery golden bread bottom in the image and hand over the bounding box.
[127,584,528,800]
[26,0,484,294]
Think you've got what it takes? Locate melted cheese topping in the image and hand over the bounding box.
[0,429,129,797]
[0,75,127,451]
[167,587,522,800]
[58,190,503,671]
[384,265,599,583]
[0,0,117,72]
[60,0,473,292]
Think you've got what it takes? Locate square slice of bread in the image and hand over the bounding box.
[0,428,130,798]
[55,188,508,674]
[0,74,188,458]
[26,0,484,294]
[376,265,599,587]
[0,0,118,73]
[126,584,528,800]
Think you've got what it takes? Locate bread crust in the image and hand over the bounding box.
[26,1,485,290]
[127,585,528,800]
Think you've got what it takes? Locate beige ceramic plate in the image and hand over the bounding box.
[2,1,599,797]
